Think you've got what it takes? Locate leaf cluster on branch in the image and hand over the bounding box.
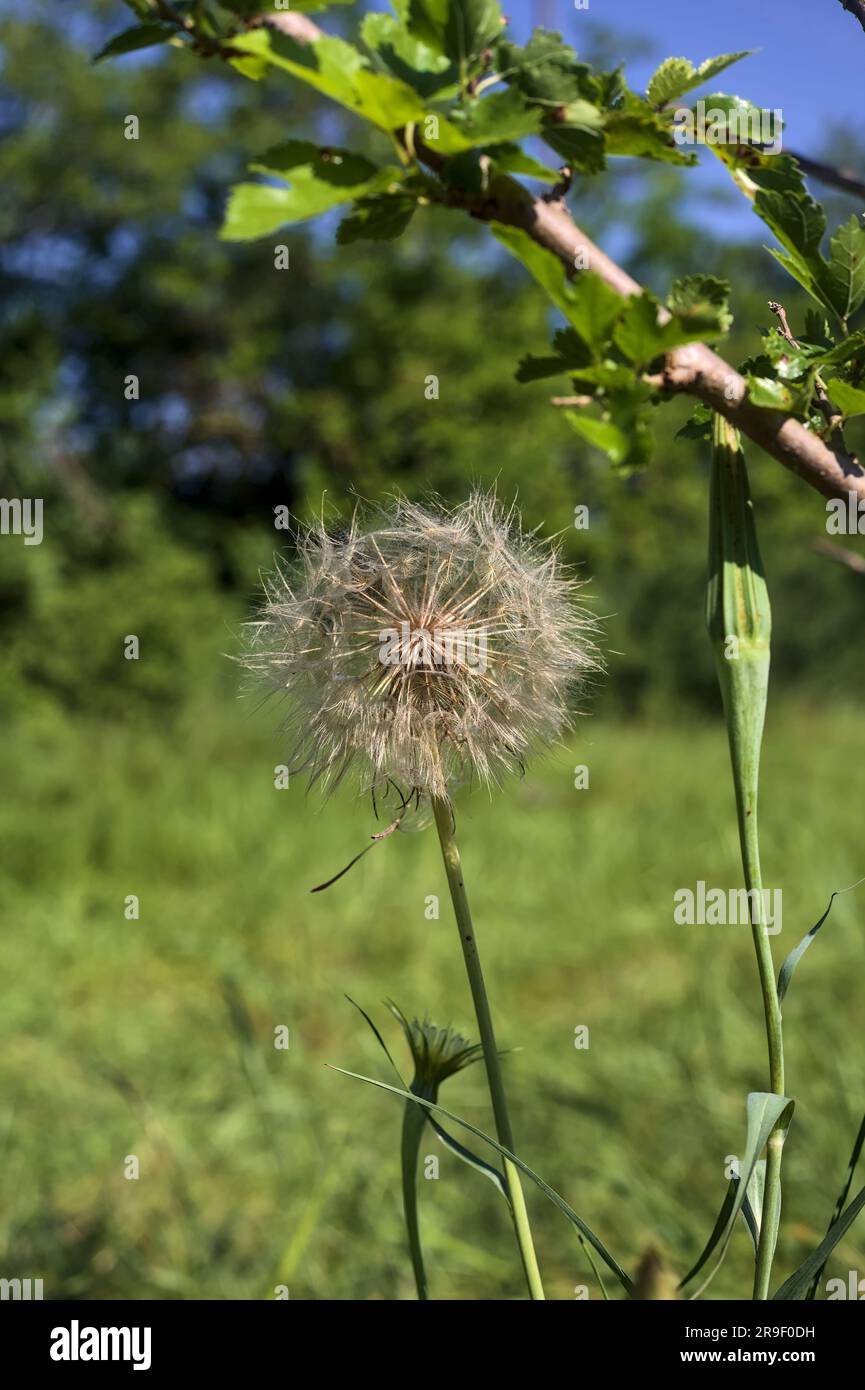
[99,0,865,507]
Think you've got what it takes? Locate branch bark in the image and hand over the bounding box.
[814,537,865,572]
[838,0,865,37]
[788,150,865,202]
[259,11,865,506]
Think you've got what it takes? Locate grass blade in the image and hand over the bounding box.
[329,1063,635,1296]
[772,1183,865,1300]
[805,1109,865,1300]
[777,875,865,1006]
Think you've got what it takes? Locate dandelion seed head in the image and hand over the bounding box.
[242,491,602,803]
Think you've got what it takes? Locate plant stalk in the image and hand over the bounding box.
[734,768,785,1299]
[401,1098,430,1299]
[432,795,546,1300]
[707,413,785,1301]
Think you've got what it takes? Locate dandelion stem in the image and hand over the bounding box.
[432,796,546,1301]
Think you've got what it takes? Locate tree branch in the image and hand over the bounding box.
[258,11,865,506]
[814,537,865,573]
[788,150,865,201]
[838,0,865,37]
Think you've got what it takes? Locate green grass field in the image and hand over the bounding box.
[2,692,864,1300]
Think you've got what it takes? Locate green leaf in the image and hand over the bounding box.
[708,144,845,320]
[679,1163,767,1284]
[757,188,826,260]
[686,1093,794,1299]
[543,121,606,175]
[328,1063,636,1296]
[251,140,383,186]
[93,21,176,63]
[778,876,865,1006]
[826,377,865,420]
[613,293,668,363]
[772,1184,865,1300]
[614,290,716,366]
[806,1111,865,1299]
[679,1178,738,1288]
[668,275,733,333]
[646,51,752,107]
[360,12,454,99]
[746,375,795,411]
[486,144,560,183]
[220,142,401,240]
[443,0,504,64]
[406,0,504,64]
[824,215,865,325]
[427,1115,508,1196]
[603,92,697,166]
[491,223,578,319]
[492,224,629,363]
[229,29,427,131]
[566,277,626,354]
[809,330,865,371]
[564,413,630,466]
[337,194,418,244]
[447,87,543,146]
[677,403,714,441]
[497,30,593,107]
[803,308,831,344]
[742,1159,766,1255]
[515,355,575,384]
[541,99,607,172]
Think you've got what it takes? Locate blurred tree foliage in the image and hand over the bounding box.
[1,0,862,721]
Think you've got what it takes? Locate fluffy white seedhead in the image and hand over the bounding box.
[243,492,601,804]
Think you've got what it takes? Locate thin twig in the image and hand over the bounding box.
[788,150,865,201]
[813,538,865,573]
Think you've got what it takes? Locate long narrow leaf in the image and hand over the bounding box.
[743,1159,766,1254]
[777,875,865,1006]
[679,1179,738,1289]
[329,1064,635,1296]
[772,1183,865,1300]
[806,1109,865,1300]
[428,1116,509,1198]
[680,1159,766,1292]
[688,1093,794,1300]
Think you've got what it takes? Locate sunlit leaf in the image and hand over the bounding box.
[646,52,752,107]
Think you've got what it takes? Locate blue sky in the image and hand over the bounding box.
[495,0,865,239]
[505,0,863,155]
